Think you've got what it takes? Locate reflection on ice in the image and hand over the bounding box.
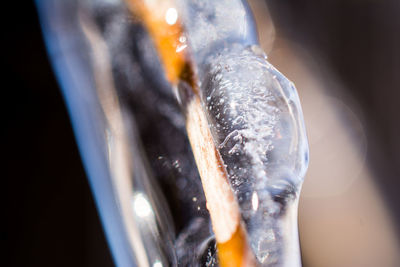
[133,193,153,218]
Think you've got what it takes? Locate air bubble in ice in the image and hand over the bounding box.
[200,44,309,264]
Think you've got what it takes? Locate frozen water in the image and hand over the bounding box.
[203,45,308,197]
[177,0,257,63]
[199,44,309,265]
[178,0,309,264]
[175,217,218,266]
[39,0,309,265]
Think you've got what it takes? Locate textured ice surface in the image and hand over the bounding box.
[199,44,309,264]
[177,0,257,63]
[178,0,309,263]
[40,0,309,265]
[203,45,308,196]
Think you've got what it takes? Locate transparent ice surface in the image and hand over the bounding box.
[177,0,309,265]
[37,0,309,266]
[203,45,308,200]
[201,45,309,265]
[177,0,257,63]
[36,0,207,266]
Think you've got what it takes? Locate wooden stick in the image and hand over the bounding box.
[125,1,256,265]
[186,97,255,266]
[186,97,240,242]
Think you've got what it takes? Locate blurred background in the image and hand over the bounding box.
[3,0,400,266]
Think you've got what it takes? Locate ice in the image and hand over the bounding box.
[198,44,308,265]
[176,0,309,263]
[175,217,218,266]
[39,0,309,265]
[177,0,257,63]
[203,45,308,195]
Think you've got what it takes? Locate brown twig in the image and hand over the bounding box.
[125,1,256,265]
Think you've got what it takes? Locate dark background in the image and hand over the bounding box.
[267,0,400,234]
[3,0,399,266]
[3,1,114,266]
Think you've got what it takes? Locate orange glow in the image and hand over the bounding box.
[126,1,189,85]
[217,225,254,267]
